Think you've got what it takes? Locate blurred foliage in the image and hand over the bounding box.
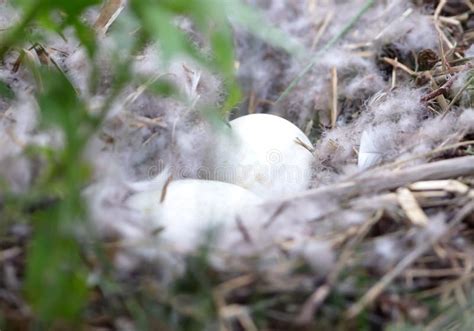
[24,68,92,324]
[0,0,300,328]
[0,80,15,100]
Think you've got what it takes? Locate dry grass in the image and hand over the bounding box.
[1,0,474,330]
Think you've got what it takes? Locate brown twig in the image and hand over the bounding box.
[263,201,290,229]
[382,57,417,76]
[236,217,253,243]
[159,175,173,203]
[346,201,474,319]
[421,74,458,102]
[330,66,338,128]
[353,140,474,176]
[311,11,334,50]
[296,210,383,324]
[258,156,474,225]
[442,73,474,117]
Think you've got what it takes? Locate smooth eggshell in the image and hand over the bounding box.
[125,179,262,252]
[210,114,314,199]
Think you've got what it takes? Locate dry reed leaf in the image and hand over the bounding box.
[397,187,429,227]
[409,180,470,195]
[94,0,126,35]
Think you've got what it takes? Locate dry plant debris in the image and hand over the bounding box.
[1,0,474,330]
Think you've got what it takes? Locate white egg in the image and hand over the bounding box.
[125,179,262,252]
[209,114,314,199]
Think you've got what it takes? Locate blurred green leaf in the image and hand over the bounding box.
[25,209,88,323]
[0,0,308,327]
[387,323,423,331]
[72,19,97,57]
[36,68,89,140]
[148,78,178,97]
[210,26,235,76]
[22,65,93,324]
[0,80,15,100]
[141,6,188,63]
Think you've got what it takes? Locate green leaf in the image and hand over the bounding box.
[36,68,89,141]
[25,208,88,323]
[148,78,178,97]
[40,0,100,17]
[210,26,235,77]
[0,80,15,101]
[135,4,189,64]
[72,19,97,57]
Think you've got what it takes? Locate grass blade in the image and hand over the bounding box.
[276,0,375,104]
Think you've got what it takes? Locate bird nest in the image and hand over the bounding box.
[1,0,474,330]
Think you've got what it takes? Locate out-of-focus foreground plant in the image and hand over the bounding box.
[0,0,299,327]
